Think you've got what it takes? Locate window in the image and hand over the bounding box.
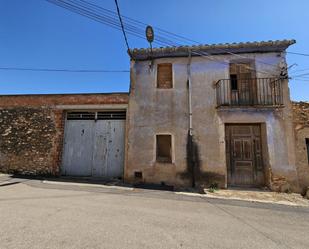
[156,135,172,163]
[157,63,173,88]
[230,74,238,90]
[229,62,255,79]
[306,138,309,164]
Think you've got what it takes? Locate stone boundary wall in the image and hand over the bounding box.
[293,101,309,190]
[0,93,128,176]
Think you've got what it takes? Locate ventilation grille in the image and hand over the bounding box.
[97,111,126,120]
[67,111,126,120]
[67,112,95,120]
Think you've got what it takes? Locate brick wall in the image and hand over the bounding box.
[293,101,309,190]
[0,93,128,176]
[0,93,128,107]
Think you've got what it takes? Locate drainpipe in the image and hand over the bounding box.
[187,50,192,135]
[187,50,195,188]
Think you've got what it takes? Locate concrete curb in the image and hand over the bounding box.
[42,180,134,191]
[38,179,309,207]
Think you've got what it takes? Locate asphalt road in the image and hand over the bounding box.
[1,177,309,249]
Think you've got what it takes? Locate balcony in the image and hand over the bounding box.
[215,78,284,107]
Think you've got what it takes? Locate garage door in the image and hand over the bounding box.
[62,111,126,179]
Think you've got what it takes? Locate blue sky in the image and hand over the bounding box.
[0,0,308,100]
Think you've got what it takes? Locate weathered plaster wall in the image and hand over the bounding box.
[293,101,309,190]
[0,93,128,176]
[126,52,299,191]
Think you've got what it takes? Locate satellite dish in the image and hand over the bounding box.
[146,25,154,43]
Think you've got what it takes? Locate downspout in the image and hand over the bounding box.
[187,49,195,188]
[187,50,192,135]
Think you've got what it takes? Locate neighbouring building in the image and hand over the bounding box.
[0,93,128,178]
[1,39,309,193]
[293,101,309,192]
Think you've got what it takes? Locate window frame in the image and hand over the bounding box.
[156,63,174,89]
[155,133,174,164]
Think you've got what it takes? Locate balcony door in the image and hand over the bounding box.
[229,63,257,105]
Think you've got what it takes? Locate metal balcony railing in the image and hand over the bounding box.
[215,78,284,107]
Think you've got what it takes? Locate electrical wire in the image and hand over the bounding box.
[290,72,309,78]
[286,51,309,57]
[77,0,280,69]
[289,67,309,74]
[0,67,129,73]
[46,0,279,76]
[47,0,308,73]
[114,0,133,58]
[46,0,170,46]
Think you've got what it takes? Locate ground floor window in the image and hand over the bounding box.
[156,134,172,163]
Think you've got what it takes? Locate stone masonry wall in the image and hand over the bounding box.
[293,101,309,190]
[0,108,60,175]
[0,93,128,176]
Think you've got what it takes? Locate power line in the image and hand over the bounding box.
[0,67,129,73]
[289,67,309,74]
[46,0,278,77]
[286,51,309,57]
[44,0,288,78]
[89,0,278,69]
[291,78,309,82]
[48,0,308,69]
[290,72,309,78]
[46,0,170,46]
[114,0,133,59]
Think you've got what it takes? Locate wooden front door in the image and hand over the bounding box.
[225,124,264,187]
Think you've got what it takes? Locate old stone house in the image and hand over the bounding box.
[126,40,301,192]
[0,39,309,193]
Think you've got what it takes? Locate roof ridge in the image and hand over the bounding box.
[130,39,296,60]
[131,39,296,51]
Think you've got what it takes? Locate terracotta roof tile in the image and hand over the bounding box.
[130,39,296,60]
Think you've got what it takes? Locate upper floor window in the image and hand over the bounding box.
[229,62,256,105]
[229,62,255,81]
[157,63,173,89]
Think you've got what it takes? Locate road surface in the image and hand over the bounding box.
[0,176,308,249]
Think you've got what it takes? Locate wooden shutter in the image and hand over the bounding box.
[156,135,172,163]
[229,63,255,79]
[157,64,173,88]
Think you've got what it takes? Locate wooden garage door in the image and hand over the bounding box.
[225,124,264,187]
[62,111,126,179]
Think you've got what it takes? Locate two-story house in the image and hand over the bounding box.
[1,39,308,193]
[125,40,300,191]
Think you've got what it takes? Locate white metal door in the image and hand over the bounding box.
[62,111,126,179]
[62,120,94,176]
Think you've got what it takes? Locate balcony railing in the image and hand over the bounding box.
[215,78,284,107]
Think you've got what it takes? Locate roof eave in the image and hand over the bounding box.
[130,39,296,61]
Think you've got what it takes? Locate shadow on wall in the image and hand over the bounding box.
[178,131,225,188]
